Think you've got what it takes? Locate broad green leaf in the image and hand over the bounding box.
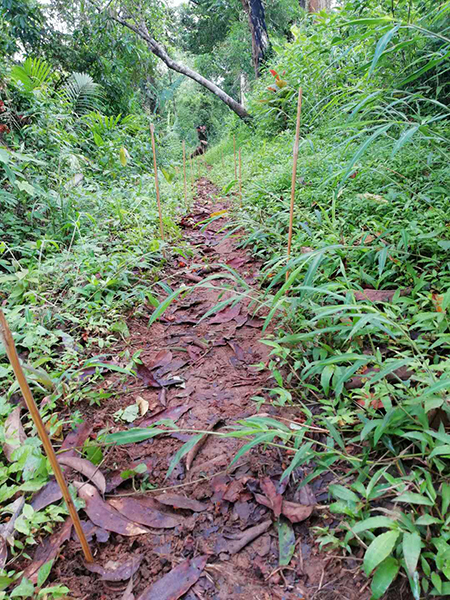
[369,26,399,77]
[323,418,345,451]
[403,532,421,577]
[230,432,276,466]
[278,517,296,566]
[10,577,34,597]
[166,434,203,479]
[431,573,442,594]
[119,146,128,167]
[37,559,54,587]
[371,557,399,599]
[148,287,186,325]
[430,445,450,458]
[442,483,450,515]
[363,530,400,576]
[329,484,359,503]
[352,516,397,534]
[396,492,434,506]
[104,427,165,445]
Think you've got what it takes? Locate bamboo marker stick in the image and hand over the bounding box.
[150,123,164,240]
[0,310,93,563]
[233,135,237,181]
[182,141,188,209]
[286,87,303,281]
[238,148,243,207]
[190,156,194,192]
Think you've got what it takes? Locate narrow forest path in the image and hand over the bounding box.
[26,178,373,600]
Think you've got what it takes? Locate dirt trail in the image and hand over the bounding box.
[27,178,372,600]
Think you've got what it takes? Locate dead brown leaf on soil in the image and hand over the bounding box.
[136,555,208,600]
[74,482,149,535]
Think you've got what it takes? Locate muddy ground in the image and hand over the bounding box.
[17,178,413,600]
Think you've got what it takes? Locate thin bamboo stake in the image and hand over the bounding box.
[286,87,303,281]
[190,156,194,193]
[233,135,237,181]
[182,141,188,209]
[150,123,164,240]
[238,147,242,207]
[0,310,93,563]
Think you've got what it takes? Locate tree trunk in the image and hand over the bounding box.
[112,15,250,121]
[241,0,270,78]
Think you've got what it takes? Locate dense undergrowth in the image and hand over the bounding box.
[1,0,450,598]
[202,3,450,598]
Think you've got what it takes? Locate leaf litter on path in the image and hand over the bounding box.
[108,496,182,528]
[85,554,143,581]
[74,482,150,535]
[58,455,106,494]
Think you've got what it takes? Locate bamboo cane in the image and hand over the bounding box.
[238,147,243,207]
[233,135,237,181]
[182,141,188,209]
[286,87,303,281]
[190,156,194,193]
[0,310,93,563]
[150,123,164,240]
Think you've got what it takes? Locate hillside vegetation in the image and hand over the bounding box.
[1,0,450,598]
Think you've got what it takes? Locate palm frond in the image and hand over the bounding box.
[10,57,53,92]
[63,72,104,116]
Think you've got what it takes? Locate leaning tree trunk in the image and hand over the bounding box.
[111,15,250,121]
[241,0,270,78]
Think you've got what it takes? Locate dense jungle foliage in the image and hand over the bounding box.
[1,0,450,598]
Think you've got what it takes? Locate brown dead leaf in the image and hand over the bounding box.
[23,518,72,583]
[4,407,26,462]
[60,422,92,457]
[155,494,207,512]
[281,500,313,523]
[260,477,283,519]
[345,365,412,390]
[136,363,161,387]
[58,456,106,494]
[85,554,142,581]
[122,577,135,600]
[145,350,173,371]
[136,396,149,416]
[223,480,244,503]
[74,482,149,535]
[209,303,241,324]
[31,479,63,511]
[138,404,190,428]
[0,539,6,570]
[137,555,207,600]
[108,496,182,528]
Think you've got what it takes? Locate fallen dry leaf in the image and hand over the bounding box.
[108,497,182,528]
[58,456,106,495]
[281,500,313,523]
[136,396,150,416]
[23,518,72,583]
[4,407,26,462]
[137,555,207,600]
[209,303,241,324]
[31,479,63,511]
[74,482,149,535]
[260,477,282,518]
[136,363,161,387]
[60,422,92,457]
[138,404,190,428]
[84,554,142,581]
[155,494,207,512]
